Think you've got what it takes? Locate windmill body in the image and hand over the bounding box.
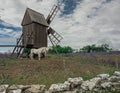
[22,8,48,48]
[11,5,63,57]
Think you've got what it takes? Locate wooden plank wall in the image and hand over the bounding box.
[22,22,47,48]
[22,24,33,46]
[33,23,47,48]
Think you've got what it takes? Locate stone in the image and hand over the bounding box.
[8,85,19,90]
[89,77,101,82]
[63,89,79,93]
[108,76,120,82]
[97,74,109,80]
[25,85,46,93]
[49,83,70,93]
[101,82,112,89]
[64,81,71,90]
[93,88,99,92]
[8,85,30,90]
[8,85,30,93]
[0,85,9,93]
[49,84,59,93]
[17,85,30,90]
[81,80,94,91]
[67,77,83,88]
[112,82,120,89]
[44,91,49,93]
[114,71,120,76]
[8,89,22,93]
[81,77,101,91]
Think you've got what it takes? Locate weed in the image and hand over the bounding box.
[0,73,15,85]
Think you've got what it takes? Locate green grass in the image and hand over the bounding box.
[0,53,120,88]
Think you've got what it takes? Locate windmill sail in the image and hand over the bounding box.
[46,4,63,55]
[46,4,59,24]
[46,4,63,46]
[47,27,63,46]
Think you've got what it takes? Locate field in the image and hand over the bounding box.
[0,52,120,88]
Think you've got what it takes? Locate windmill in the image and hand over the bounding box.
[11,4,63,57]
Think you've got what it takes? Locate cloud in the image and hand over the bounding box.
[0,0,57,26]
[0,19,21,38]
[0,28,21,38]
[59,0,81,15]
[0,0,120,52]
[51,0,120,49]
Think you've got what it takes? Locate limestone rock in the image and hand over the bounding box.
[25,85,46,93]
[108,76,120,82]
[63,89,79,93]
[97,74,109,80]
[8,85,19,90]
[112,82,120,90]
[67,77,83,88]
[101,82,112,89]
[114,71,120,76]
[0,85,9,93]
[64,81,71,90]
[49,83,70,93]
[81,77,101,91]
[8,89,22,93]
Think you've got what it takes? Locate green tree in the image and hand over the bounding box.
[49,45,73,54]
[80,44,112,53]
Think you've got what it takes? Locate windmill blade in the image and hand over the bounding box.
[47,27,63,54]
[47,27,55,35]
[47,27,63,45]
[48,35,59,54]
[46,0,67,25]
[46,4,59,24]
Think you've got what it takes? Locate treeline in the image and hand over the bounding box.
[23,44,112,54]
[50,44,112,53]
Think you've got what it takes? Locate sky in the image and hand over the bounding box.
[0,0,120,52]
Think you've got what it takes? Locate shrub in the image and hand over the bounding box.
[49,45,73,54]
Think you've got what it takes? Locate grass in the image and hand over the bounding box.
[0,53,120,88]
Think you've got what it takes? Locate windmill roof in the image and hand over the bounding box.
[22,8,49,26]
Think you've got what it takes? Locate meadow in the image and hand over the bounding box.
[0,52,120,88]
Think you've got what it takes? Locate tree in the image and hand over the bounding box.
[80,45,92,53]
[49,45,73,54]
[80,44,112,53]
[100,44,112,51]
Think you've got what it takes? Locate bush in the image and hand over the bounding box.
[23,48,31,54]
[80,44,112,53]
[49,45,73,54]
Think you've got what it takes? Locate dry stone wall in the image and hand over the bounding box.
[0,71,120,93]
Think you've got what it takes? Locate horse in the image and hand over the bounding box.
[30,47,51,60]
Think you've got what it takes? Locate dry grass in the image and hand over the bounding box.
[0,53,120,88]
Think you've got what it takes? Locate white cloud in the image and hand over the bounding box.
[0,28,21,38]
[0,0,57,26]
[0,0,120,51]
[51,0,120,49]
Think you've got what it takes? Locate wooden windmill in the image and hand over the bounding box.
[11,5,63,57]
